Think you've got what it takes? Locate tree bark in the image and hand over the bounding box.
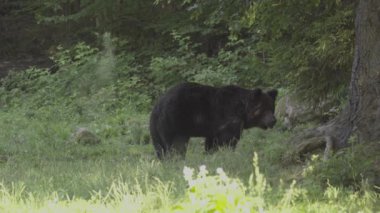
[287,0,380,160]
[353,0,380,142]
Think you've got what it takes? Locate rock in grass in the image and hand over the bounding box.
[73,128,101,145]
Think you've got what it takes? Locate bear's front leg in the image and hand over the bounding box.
[205,118,243,153]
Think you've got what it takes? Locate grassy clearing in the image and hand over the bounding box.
[0,44,378,212]
[0,106,379,212]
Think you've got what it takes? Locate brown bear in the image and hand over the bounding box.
[149,82,278,159]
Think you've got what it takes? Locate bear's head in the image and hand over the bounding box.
[244,89,278,129]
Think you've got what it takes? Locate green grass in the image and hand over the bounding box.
[0,106,378,212]
[0,50,378,212]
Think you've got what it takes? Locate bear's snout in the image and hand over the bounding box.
[267,116,276,128]
[262,112,276,128]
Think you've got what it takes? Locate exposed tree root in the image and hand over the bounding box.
[284,0,380,163]
[283,107,353,163]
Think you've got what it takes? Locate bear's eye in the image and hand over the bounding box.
[252,108,262,117]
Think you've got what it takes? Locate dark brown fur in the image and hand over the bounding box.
[150,82,278,159]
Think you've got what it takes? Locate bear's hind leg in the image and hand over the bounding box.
[150,123,167,160]
[152,139,168,160]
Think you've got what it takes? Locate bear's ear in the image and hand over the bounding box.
[267,89,278,100]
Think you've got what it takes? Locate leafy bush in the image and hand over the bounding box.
[174,153,297,212]
[0,37,153,144]
[148,32,273,96]
[172,153,378,212]
[303,143,380,189]
[244,0,354,104]
[51,42,99,67]
[174,165,260,212]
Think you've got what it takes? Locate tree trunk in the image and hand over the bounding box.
[287,0,380,160]
[353,0,380,142]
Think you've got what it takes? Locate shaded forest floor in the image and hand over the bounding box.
[0,57,54,78]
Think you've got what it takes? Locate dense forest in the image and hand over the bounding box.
[0,0,379,212]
